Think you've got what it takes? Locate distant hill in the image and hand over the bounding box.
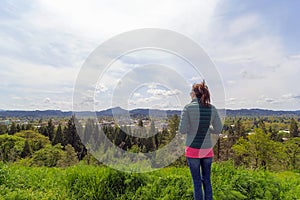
[0,110,72,118]
[225,109,300,117]
[0,108,300,119]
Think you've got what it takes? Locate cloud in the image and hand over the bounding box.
[240,69,264,80]
[1,0,300,111]
[133,93,141,98]
[147,88,181,97]
[43,97,51,103]
[190,76,203,82]
[282,93,300,100]
[227,14,261,38]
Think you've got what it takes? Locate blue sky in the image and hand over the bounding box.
[0,0,300,111]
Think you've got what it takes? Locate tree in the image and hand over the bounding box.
[138,119,143,127]
[284,138,300,170]
[233,128,284,170]
[39,125,48,137]
[83,118,95,144]
[289,118,298,138]
[53,123,64,146]
[0,134,25,162]
[15,130,50,152]
[25,123,33,130]
[8,122,18,135]
[30,144,64,167]
[64,115,86,160]
[235,118,246,138]
[57,144,79,167]
[0,125,7,135]
[149,120,157,150]
[47,119,55,142]
[168,114,179,135]
[21,139,32,158]
[16,124,21,132]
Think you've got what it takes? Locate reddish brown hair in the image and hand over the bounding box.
[192,80,211,107]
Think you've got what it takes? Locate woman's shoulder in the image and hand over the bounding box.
[184,101,199,109]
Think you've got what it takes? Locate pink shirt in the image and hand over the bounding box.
[185,146,214,158]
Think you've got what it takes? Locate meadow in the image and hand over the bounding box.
[1,161,299,200]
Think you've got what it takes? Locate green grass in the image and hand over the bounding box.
[0,162,299,200]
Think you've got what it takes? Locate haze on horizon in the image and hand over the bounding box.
[1,0,300,111]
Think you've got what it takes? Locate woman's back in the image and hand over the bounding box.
[179,99,221,149]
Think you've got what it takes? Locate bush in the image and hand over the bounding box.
[0,134,25,162]
[0,162,299,200]
[66,165,148,200]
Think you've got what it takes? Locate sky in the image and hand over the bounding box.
[1,0,300,111]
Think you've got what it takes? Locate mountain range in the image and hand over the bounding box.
[0,107,300,119]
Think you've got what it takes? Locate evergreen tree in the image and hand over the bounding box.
[16,124,21,132]
[39,125,48,137]
[148,120,157,151]
[235,118,246,138]
[284,138,300,170]
[9,122,18,135]
[0,125,7,135]
[168,114,179,135]
[138,119,143,127]
[21,124,26,131]
[53,123,64,145]
[83,119,95,144]
[289,118,299,138]
[47,119,55,142]
[64,115,86,160]
[21,139,32,158]
[93,124,101,151]
[25,123,33,130]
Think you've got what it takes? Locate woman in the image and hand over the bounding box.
[179,81,222,200]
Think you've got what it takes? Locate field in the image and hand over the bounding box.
[1,161,299,200]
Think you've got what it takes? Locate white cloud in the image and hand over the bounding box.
[147,88,181,97]
[190,76,203,82]
[227,14,261,38]
[1,0,300,111]
[43,97,51,103]
[240,69,264,80]
[133,93,141,98]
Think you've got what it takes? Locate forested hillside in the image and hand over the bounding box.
[0,114,299,199]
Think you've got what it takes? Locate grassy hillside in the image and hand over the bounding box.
[0,162,299,200]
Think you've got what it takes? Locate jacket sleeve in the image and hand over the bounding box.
[210,106,223,134]
[178,105,189,134]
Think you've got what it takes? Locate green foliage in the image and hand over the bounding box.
[0,163,69,199]
[233,128,285,170]
[8,122,18,135]
[284,138,300,170]
[47,119,55,142]
[0,125,8,135]
[66,165,148,199]
[138,119,143,127]
[15,130,50,152]
[29,144,65,167]
[53,123,64,146]
[57,144,79,168]
[168,114,180,135]
[0,134,25,162]
[211,161,300,200]
[64,115,86,160]
[0,162,299,200]
[289,118,299,137]
[21,139,32,157]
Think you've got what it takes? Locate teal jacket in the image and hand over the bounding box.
[178,98,222,149]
